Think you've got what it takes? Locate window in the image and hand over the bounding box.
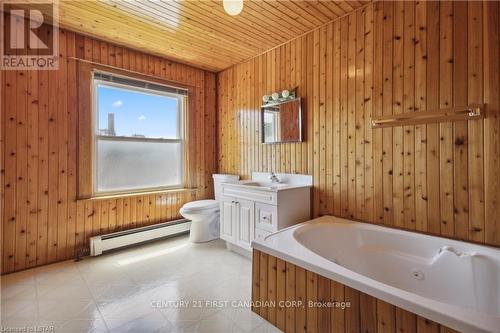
[93,72,187,195]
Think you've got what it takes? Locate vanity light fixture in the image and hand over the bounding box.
[262,88,297,106]
[223,0,244,16]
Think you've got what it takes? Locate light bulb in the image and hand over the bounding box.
[223,0,243,16]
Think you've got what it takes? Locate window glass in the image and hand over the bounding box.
[96,84,180,139]
[94,77,184,194]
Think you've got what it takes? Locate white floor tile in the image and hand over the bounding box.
[167,320,200,333]
[89,283,142,301]
[1,299,38,320]
[0,235,280,333]
[35,270,86,286]
[97,297,158,320]
[106,311,172,333]
[37,281,93,301]
[160,305,205,322]
[195,318,235,333]
[37,300,101,320]
[38,319,109,333]
[1,284,38,300]
[33,260,80,275]
[0,318,39,330]
[81,270,136,287]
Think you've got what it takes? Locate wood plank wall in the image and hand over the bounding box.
[1,22,218,274]
[252,250,460,333]
[217,1,500,247]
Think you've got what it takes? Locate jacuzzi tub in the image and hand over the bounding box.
[251,216,500,333]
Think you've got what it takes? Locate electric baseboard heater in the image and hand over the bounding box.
[89,219,191,256]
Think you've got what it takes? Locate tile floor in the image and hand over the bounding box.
[1,235,281,333]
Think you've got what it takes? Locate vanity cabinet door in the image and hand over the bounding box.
[220,198,235,241]
[235,199,255,250]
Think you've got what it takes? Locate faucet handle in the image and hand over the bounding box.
[268,172,280,183]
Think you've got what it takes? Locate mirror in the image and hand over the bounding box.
[261,98,302,144]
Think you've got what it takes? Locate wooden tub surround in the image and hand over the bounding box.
[252,250,460,333]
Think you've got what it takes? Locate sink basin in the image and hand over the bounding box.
[240,181,289,189]
[222,173,312,192]
[222,179,310,192]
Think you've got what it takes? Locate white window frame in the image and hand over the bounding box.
[92,74,186,196]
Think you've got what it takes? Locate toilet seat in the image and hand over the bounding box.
[181,199,219,212]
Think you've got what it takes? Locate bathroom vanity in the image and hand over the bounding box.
[219,172,311,255]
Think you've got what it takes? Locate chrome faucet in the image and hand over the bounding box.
[268,172,280,183]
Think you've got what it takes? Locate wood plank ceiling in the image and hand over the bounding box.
[50,0,370,71]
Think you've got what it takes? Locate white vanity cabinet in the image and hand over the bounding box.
[219,172,312,253]
[220,200,236,241]
[220,198,255,249]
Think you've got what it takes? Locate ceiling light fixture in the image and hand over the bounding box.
[223,0,243,16]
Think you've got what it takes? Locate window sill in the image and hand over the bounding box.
[77,187,199,202]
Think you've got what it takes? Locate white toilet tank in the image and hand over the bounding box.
[212,174,240,201]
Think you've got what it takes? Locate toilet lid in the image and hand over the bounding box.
[182,199,219,211]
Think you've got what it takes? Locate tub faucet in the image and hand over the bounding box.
[268,172,280,183]
[438,246,464,257]
[430,245,481,264]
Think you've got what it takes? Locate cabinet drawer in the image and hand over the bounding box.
[255,203,278,232]
[221,185,277,205]
[255,228,273,242]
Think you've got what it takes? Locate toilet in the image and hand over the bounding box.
[180,174,240,243]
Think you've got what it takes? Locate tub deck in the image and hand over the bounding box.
[251,216,500,333]
[252,249,460,333]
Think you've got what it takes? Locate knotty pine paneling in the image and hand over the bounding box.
[217,1,500,247]
[25,1,369,71]
[253,250,460,333]
[1,23,217,274]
